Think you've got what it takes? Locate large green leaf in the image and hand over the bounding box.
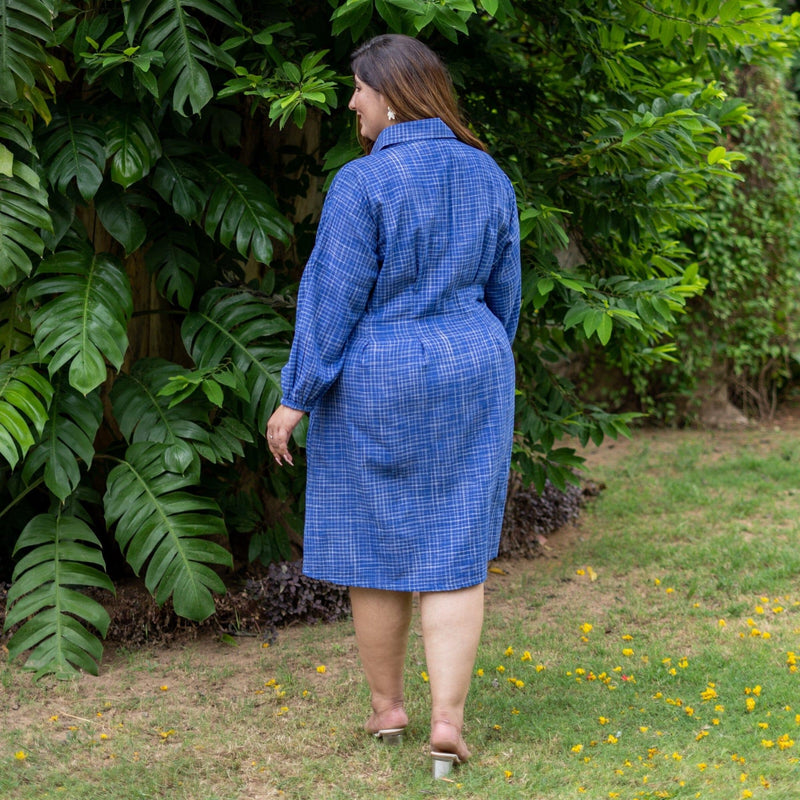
[0,140,52,289]
[104,441,231,621]
[202,153,292,263]
[94,183,148,255]
[105,110,162,189]
[0,290,33,358]
[150,141,206,222]
[27,240,133,395]
[0,0,53,105]
[4,511,114,680]
[22,376,103,501]
[111,357,211,474]
[144,224,201,309]
[111,357,250,470]
[37,108,107,202]
[182,287,293,434]
[0,352,53,469]
[126,0,240,116]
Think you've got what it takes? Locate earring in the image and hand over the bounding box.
[387,107,396,121]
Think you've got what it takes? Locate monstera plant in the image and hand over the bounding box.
[0,0,324,678]
[2,0,797,679]
[0,0,519,678]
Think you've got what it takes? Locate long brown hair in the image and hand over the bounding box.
[350,34,486,155]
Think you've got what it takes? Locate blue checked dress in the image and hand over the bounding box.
[280,118,521,592]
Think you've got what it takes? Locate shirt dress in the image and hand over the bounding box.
[280,118,521,592]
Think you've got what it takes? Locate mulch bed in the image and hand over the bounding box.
[1,479,602,650]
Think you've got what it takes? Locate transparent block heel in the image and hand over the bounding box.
[431,751,460,779]
[373,728,405,745]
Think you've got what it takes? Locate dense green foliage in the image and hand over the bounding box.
[620,66,800,422]
[1,0,799,676]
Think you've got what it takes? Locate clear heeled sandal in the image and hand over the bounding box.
[373,727,405,745]
[431,750,461,778]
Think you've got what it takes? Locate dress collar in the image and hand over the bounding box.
[372,118,457,154]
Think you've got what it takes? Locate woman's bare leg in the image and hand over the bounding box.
[349,587,413,733]
[420,583,484,760]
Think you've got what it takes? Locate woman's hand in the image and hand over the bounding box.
[266,404,305,466]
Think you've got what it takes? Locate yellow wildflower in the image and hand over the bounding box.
[581,623,593,634]
[622,649,634,657]
[746,698,756,712]
[14,751,26,760]
[476,668,484,677]
[316,665,326,673]
[520,651,532,662]
[504,646,514,657]
[420,671,429,682]
[572,744,584,753]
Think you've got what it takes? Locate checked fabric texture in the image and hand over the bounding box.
[281,118,521,591]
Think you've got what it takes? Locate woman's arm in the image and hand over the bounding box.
[485,185,522,343]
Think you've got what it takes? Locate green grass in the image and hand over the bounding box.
[2,425,800,799]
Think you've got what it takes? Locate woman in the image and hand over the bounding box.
[267,34,521,778]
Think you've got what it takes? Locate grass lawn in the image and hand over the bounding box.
[2,421,800,799]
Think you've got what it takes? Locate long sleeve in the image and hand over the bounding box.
[280,166,380,412]
[485,185,522,343]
